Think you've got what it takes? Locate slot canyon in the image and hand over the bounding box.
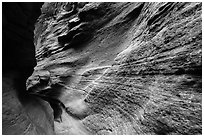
[2,2,202,135]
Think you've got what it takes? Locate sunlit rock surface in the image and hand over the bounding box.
[28,2,202,135]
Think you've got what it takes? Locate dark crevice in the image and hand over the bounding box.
[147,3,174,26]
[28,92,66,122]
[122,3,145,23]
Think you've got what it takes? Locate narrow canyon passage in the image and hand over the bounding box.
[2,2,202,135]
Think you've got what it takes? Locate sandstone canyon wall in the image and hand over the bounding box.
[2,2,202,135]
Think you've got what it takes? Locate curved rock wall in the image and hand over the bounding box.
[2,2,55,135]
[28,2,201,135]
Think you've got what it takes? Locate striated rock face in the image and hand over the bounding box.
[28,2,201,135]
[2,3,55,135]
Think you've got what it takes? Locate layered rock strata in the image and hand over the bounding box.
[3,2,202,135]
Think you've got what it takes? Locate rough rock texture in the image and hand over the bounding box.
[2,3,55,135]
[28,2,201,135]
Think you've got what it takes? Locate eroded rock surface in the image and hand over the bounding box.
[28,2,201,135]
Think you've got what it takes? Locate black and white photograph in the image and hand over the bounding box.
[1,1,202,135]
